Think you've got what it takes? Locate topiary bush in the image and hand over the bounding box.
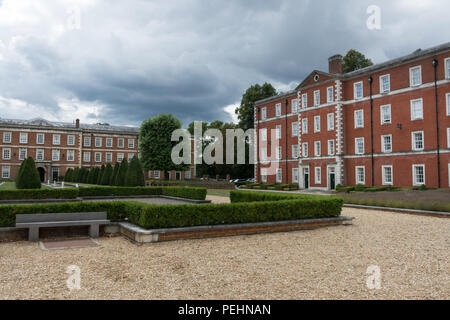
[125,156,145,187]
[115,159,128,186]
[100,164,113,185]
[15,157,41,189]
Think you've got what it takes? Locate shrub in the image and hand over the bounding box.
[65,169,73,182]
[15,157,41,189]
[100,164,113,185]
[110,163,120,186]
[115,159,128,186]
[97,165,105,185]
[161,187,207,201]
[0,188,78,201]
[91,167,100,185]
[125,156,145,187]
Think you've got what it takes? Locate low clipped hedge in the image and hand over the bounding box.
[241,183,299,191]
[0,191,343,229]
[0,186,206,201]
[0,189,78,200]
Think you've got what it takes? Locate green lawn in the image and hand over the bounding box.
[0,182,53,190]
[206,189,231,197]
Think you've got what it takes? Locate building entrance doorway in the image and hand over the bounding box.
[37,167,46,182]
[329,167,336,190]
[303,168,309,189]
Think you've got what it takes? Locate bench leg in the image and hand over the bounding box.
[29,227,39,242]
[89,224,99,238]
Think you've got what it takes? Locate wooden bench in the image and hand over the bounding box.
[16,212,110,242]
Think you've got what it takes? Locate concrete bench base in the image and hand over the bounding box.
[115,216,354,244]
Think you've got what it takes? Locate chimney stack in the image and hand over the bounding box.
[328,54,343,74]
[75,119,80,128]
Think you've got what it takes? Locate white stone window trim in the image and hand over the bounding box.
[379,74,390,93]
[354,109,364,128]
[355,166,365,185]
[380,104,392,125]
[409,65,422,87]
[412,164,426,186]
[353,81,363,100]
[382,165,393,185]
[355,137,365,155]
[410,98,424,121]
[381,134,393,153]
[411,131,424,151]
[3,132,12,143]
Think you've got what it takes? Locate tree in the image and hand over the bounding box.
[15,157,41,189]
[125,156,145,186]
[115,159,128,186]
[100,164,112,185]
[15,160,26,186]
[235,83,277,131]
[65,168,73,182]
[92,167,100,185]
[342,49,373,73]
[139,114,189,175]
[110,163,120,186]
[97,165,105,185]
[76,168,84,182]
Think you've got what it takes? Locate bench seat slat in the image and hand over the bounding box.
[16,212,107,224]
[16,220,110,228]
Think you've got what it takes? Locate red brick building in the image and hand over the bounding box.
[255,42,450,189]
[0,118,139,182]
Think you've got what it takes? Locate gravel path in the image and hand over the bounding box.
[0,207,448,300]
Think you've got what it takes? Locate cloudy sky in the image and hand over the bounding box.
[0,0,449,128]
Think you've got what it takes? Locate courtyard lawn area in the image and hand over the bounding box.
[0,182,52,190]
[206,188,231,198]
[0,206,448,299]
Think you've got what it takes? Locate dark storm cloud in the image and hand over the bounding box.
[0,0,449,127]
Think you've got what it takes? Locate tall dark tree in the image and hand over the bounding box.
[92,167,100,185]
[235,83,277,131]
[342,49,373,73]
[100,164,113,185]
[64,168,73,182]
[97,165,105,185]
[16,157,41,189]
[110,163,120,185]
[115,159,128,186]
[125,156,145,187]
[15,160,26,186]
[86,168,94,184]
[139,114,189,176]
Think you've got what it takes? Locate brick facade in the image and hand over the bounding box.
[255,43,450,189]
[0,118,139,182]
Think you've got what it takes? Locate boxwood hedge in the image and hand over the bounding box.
[0,189,78,200]
[0,191,343,229]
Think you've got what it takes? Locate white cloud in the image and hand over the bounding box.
[223,103,239,124]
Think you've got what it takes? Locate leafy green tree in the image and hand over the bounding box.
[235,83,277,131]
[100,164,113,185]
[125,156,145,186]
[16,157,41,189]
[110,163,120,186]
[139,114,189,176]
[115,159,128,186]
[97,164,105,185]
[342,49,373,73]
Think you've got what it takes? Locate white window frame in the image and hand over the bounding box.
[292,121,299,137]
[380,74,390,93]
[52,149,60,161]
[276,146,282,160]
[117,138,124,148]
[355,166,365,185]
[382,165,393,185]
[261,107,267,120]
[302,118,308,134]
[67,150,75,162]
[36,149,44,161]
[2,148,11,160]
[354,81,363,100]
[261,128,267,142]
[2,166,10,179]
[95,137,102,148]
[314,141,321,157]
[327,113,334,131]
[53,134,60,145]
[3,132,11,143]
[154,171,161,179]
[276,168,282,183]
[67,135,75,146]
[447,128,450,148]
[117,153,124,162]
[445,58,450,80]
[106,138,113,148]
[381,134,392,153]
[302,142,308,158]
[314,115,321,133]
[291,99,299,113]
[83,152,91,163]
[315,167,321,184]
[292,144,299,159]
[276,125,281,140]
[412,131,424,151]
[380,104,392,125]
[355,137,365,155]
[301,94,308,108]
[128,139,135,149]
[106,153,113,163]
[275,103,282,117]
[354,109,364,128]
[410,98,424,121]
[37,133,45,145]
[19,133,28,144]
[327,139,335,156]
[95,152,102,163]
[292,168,299,183]
[446,93,450,116]
[409,65,422,87]
[412,164,426,186]
[84,137,91,147]
[327,86,334,103]
[19,148,27,161]
[313,90,320,106]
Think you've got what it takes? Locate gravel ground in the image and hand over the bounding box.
[0,204,448,300]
